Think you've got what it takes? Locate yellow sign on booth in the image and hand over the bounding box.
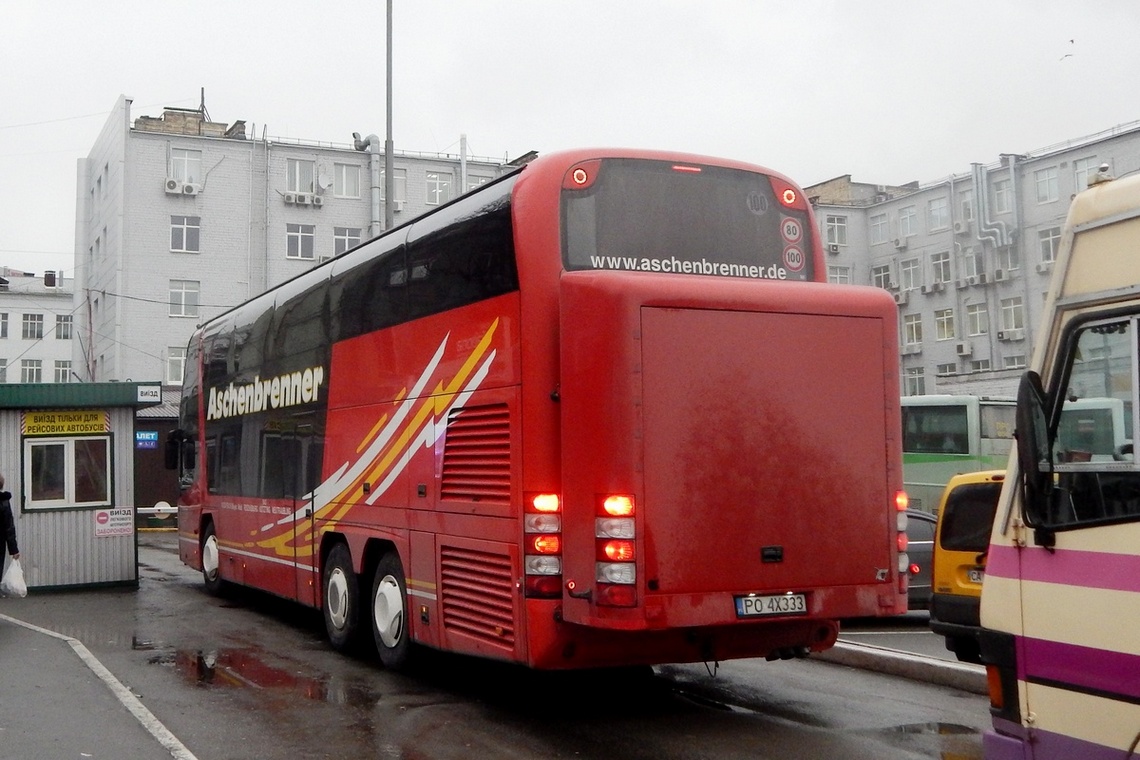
[22,410,110,436]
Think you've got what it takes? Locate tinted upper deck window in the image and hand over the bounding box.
[562,159,813,281]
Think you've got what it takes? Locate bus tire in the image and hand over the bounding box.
[323,543,362,653]
[372,551,413,670]
[201,522,226,596]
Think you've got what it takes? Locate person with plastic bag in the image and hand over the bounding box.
[0,472,25,597]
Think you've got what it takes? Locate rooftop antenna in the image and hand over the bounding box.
[199,87,210,123]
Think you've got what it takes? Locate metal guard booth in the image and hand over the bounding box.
[0,382,161,591]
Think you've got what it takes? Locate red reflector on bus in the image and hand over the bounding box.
[898,533,909,551]
[596,583,637,607]
[525,575,562,599]
[909,563,920,576]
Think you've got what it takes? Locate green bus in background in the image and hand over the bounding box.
[901,395,1015,513]
[902,394,1132,513]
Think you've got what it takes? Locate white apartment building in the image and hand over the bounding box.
[0,269,75,384]
[807,120,1140,397]
[74,95,513,386]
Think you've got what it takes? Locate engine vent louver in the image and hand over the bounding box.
[440,545,515,649]
[440,403,511,504]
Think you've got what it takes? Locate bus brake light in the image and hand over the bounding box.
[602,495,635,516]
[602,540,635,562]
[531,493,561,513]
[531,534,561,554]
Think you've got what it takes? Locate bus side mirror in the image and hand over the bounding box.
[1015,370,1053,529]
[164,430,182,470]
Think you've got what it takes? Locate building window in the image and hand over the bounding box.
[170,148,202,184]
[904,367,926,396]
[466,175,491,192]
[1000,297,1025,331]
[870,213,888,244]
[998,246,1021,272]
[962,248,981,279]
[1073,157,1097,192]
[931,251,951,283]
[935,309,955,341]
[0,359,6,382]
[24,436,111,510]
[1039,226,1061,263]
[55,315,72,340]
[967,303,989,336]
[21,359,42,383]
[827,266,851,284]
[286,158,316,193]
[170,215,201,253]
[167,347,186,385]
[0,313,7,339]
[900,258,921,290]
[54,360,71,383]
[334,227,362,256]
[899,206,917,237]
[825,215,848,246]
[936,362,957,375]
[927,197,949,231]
[169,280,200,317]
[22,313,44,340]
[970,359,992,372]
[380,168,408,202]
[426,172,452,206]
[993,179,1011,214]
[903,313,923,345]
[286,224,316,260]
[959,189,974,221]
[333,163,361,198]
[871,264,892,289]
[1035,167,1059,204]
[1003,355,1027,370]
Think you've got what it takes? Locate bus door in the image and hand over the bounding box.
[261,419,321,605]
[993,314,1140,757]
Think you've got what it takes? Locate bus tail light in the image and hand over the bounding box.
[595,494,637,607]
[896,490,909,595]
[524,492,562,599]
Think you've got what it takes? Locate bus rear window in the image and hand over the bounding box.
[561,159,812,281]
[940,482,1002,553]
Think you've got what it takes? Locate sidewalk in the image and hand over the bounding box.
[0,610,198,760]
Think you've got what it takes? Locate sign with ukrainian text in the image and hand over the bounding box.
[22,410,110,436]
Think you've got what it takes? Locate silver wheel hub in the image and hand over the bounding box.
[326,567,350,630]
[373,574,404,648]
[202,535,219,580]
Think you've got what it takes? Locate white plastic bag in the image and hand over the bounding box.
[1,558,27,598]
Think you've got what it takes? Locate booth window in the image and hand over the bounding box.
[24,436,111,510]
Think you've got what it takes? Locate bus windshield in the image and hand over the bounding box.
[562,158,813,281]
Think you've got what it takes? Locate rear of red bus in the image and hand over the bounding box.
[511,151,908,668]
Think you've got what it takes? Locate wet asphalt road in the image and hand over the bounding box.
[0,531,987,760]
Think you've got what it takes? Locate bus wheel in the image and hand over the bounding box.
[201,523,225,596]
[323,543,362,653]
[372,552,412,670]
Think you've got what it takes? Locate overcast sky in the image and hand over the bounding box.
[4,1,1139,277]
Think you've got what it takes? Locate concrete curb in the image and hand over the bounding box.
[811,641,988,695]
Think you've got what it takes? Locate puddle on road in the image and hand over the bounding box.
[145,646,381,706]
[889,723,975,735]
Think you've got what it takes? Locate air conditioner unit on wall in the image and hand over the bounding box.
[894,238,907,250]
[393,199,405,212]
[956,341,972,356]
[182,183,200,196]
[296,193,312,205]
[312,195,324,207]
[953,220,969,235]
[827,244,840,254]
[284,192,297,204]
[993,268,1007,282]
[1036,261,1053,274]
[164,178,181,194]
[893,291,908,306]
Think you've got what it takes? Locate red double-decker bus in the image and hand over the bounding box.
[170,148,907,671]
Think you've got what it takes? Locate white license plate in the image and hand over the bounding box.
[967,568,985,584]
[735,593,807,617]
